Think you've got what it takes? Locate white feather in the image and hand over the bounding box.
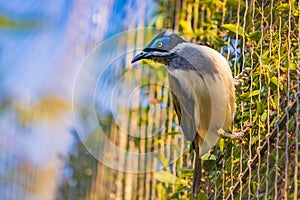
[168,45,235,156]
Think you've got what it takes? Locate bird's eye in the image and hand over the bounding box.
[157,41,163,47]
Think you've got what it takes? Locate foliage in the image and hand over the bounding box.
[154,0,299,199]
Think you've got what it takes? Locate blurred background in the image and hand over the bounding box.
[0,0,299,199]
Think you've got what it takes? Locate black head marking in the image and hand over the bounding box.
[143,31,186,53]
[131,31,186,64]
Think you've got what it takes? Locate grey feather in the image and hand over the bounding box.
[169,74,197,141]
[169,44,219,78]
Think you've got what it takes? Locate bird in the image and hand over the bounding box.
[131,31,238,198]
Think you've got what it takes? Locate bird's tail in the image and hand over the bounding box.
[192,150,202,198]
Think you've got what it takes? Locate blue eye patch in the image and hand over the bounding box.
[151,37,170,48]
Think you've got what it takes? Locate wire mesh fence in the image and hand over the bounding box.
[153,0,300,199]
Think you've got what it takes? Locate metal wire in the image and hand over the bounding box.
[265,0,274,198]
[224,94,299,199]
[248,1,256,199]
[294,2,300,199]
[240,0,248,199]
[274,7,282,200]
[256,1,264,197]
[283,1,292,199]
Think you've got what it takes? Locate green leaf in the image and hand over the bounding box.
[256,102,264,115]
[261,110,267,122]
[270,77,278,86]
[221,24,247,37]
[201,153,216,161]
[233,158,240,163]
[239,92,249,99]
[276,3,290,12]
[270,77,278,91]
[154,171,187,185]
[219,138,225,154]
[249,90,260,97]
[248,31,261,41]
[290,62,297,70]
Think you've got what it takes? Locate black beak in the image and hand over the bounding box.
[131,51,151,63]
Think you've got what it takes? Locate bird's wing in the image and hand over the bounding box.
[169,74,197,141]
[170,91,181,122]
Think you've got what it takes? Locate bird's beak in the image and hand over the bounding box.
[131,50,152,63]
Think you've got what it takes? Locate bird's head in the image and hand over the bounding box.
[131,31,186,65]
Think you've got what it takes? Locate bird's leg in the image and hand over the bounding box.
[192,148,202,199]
[234,67,252,86]
[217,123,252,140]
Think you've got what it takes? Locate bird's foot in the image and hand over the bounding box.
[234,67,253,93]
[217,122,252,140]
[234,67,252,86]
[217,128,244,140]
